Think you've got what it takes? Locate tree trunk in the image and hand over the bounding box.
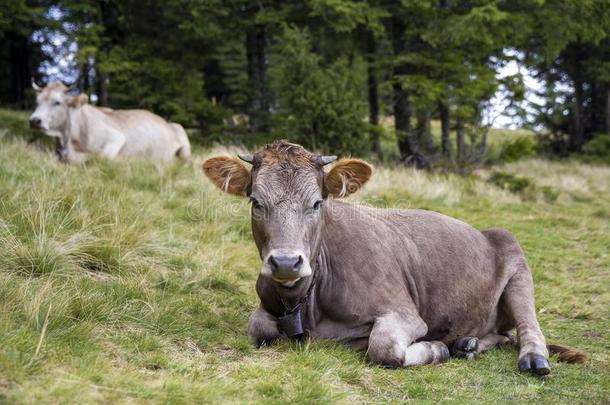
[456,119,465,161]
[98,0,123,107]
[439,99,451,158]
[246,24,269,133]
[606,85,610,134]
[415,108,433,153]
[477,129,488,160]
[97,71,108,106]
[8,34,31,108]
[570,79,585,151]
[81,61,91,93]
[366,31,382,159]
[394,81,413,158]
[391,16,414,159]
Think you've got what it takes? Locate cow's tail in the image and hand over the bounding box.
[170,123,192,163]
[175,143,191,163]
[547,344,587,363]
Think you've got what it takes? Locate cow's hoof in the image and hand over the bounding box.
[439,344,450,362]
[518,353,551,376]
[452,337,478,360]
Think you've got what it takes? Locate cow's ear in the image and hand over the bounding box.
[68,94,88,108]
[203,156,251,196]
[325,159,373,198]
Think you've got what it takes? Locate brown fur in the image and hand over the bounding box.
[325,159,373,198]
[68,93,88,108]
[202,157,251,196]
[547,344,588,363]
[257,140,316,167]
[203,141,585,375]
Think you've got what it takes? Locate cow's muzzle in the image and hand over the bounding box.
[29,117,43,129]
[270,254,302,277]
[261,249,312,284]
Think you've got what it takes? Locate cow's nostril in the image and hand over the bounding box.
[269,255,279,270]
[269,254,302,273]
[29,118,42,128]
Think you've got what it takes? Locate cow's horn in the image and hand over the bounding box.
[32,80,41,91]
[318,155,337,166]
[238,154,254,164]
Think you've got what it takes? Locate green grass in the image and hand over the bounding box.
[0,113,609,403]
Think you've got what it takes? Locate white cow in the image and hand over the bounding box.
[29,82,191,163]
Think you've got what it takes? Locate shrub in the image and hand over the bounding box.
[487,171,533,193]
[497,136,538,163]
[581,133,610,164]
[541,186,560,203]
[487,171,561,202]
[269,26,369,157]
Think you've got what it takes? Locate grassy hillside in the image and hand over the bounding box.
[0,117,609,403]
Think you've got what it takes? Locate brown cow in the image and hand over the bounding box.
[203,140,585,375]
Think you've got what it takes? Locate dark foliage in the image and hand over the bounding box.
[0,0,608,162]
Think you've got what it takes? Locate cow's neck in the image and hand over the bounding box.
[56,106,83,153]
[66,107,83,144]
[268,251,324,339]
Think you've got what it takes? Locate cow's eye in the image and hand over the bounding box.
[313,200,323,211]
[249,197,262,210]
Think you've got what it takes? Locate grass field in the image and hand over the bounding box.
[0,116,609,403]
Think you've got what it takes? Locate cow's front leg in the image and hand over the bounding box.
[247,306,282,347]
[98,129,126,160]
[367,312,449,368]
[101,138,125,160]
[56,139,87,163]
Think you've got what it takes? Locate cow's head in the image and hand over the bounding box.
[29,81,87,137]
[203,140,372,288]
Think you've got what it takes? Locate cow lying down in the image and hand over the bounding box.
[29,82,191,163]
[203,140,586,375]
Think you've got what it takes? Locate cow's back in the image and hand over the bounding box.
[318,201,507,342]
[86,107,180,160]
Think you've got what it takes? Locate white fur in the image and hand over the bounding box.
[30,85,191,163]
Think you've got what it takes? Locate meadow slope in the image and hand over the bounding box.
[0,134,608,403]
